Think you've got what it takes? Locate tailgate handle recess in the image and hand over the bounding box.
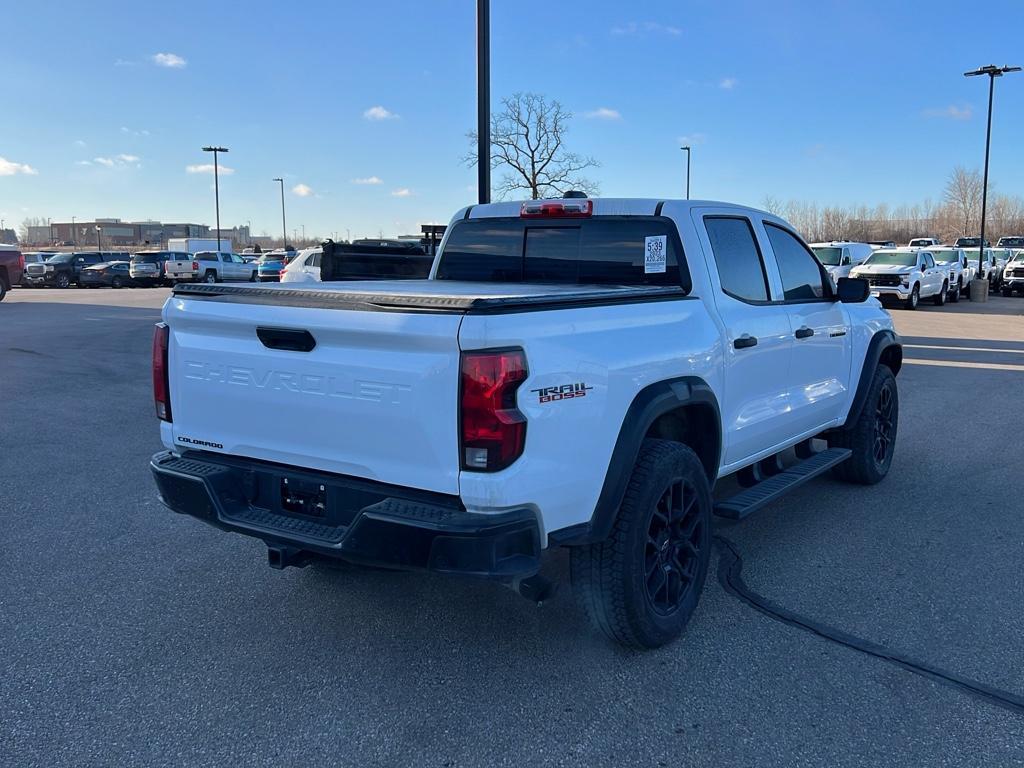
[256,327,317,352]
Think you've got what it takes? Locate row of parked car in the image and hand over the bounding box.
[809,237,1024,309]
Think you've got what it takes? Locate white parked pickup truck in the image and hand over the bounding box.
[164,251,258,283]
[849,248,948,309]
[149,197,903,648]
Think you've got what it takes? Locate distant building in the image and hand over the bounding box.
[45,220,251,248]
[0,228,17,245]
[26,225,52,243]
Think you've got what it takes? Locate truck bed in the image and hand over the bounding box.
[171,280,690,314]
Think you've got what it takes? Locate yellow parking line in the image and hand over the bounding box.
[904,359,1024,372]
[904,343,1024,355]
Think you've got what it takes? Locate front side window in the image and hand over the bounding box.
[704,217,770,302]
[765,223,828,301]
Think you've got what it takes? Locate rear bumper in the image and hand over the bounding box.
[150,450,541,578]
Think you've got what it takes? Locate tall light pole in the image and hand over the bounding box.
[95,225,102,252]
[680,146,691,200]
[273,178,287,249]
[476,0,490,204]
[71,216,76,246]
[202,146,229,252]
[964,64,1020,283]
[301,224,306,243]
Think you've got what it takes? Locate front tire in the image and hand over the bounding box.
[829,365,898,485]
[1003,286,1014,297]
[950,280,961,302]
[55,273,71,289]
[570,440,712,649]
[933,281,947,306]
[904,284,919,310]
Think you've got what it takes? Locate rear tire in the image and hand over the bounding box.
[111,276,124,289]
[250,270,258,282]
[1003,286,1014,297]
[204,270,217,284]
[0,276,7,302]
[933,281,947,306]
[829,365,898,485]
[904,284,919,310]
[570,439,712,649]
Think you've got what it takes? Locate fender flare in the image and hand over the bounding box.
[842,329,902,427]
[549,376,721,546]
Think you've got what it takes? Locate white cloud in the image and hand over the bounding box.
[611,21,682,36]
[391,188,412,197]
[585,107,622,120]
[75,160,92,166]
[678,133,707,146]
[0,157,38,176]
[352,176,383,185]
[120,126,150,137]
[152,52,187,69]
[719,77,738,90]
[186,163,234,175]
[363,105,398,120]
[923,104,972,120]
[92,154,140,168]
[74,139,87,147]
[292,183,314,197]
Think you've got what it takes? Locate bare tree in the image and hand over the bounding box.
[19,216,47,242]
[943,166,983,237]
[467,93,600,200]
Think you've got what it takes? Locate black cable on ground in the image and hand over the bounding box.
[714,535,1024,716]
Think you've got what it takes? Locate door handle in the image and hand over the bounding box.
[733,334,758,349]
[795,327,814,339]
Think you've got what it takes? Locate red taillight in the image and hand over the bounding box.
[520,200,593,218]
[460,349,528,471]
[152,323,171,421]
[191,261,198,271]
[18,253,25,271]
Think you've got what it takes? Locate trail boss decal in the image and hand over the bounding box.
[532,382,593,404]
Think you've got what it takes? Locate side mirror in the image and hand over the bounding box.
[836,276,870,303]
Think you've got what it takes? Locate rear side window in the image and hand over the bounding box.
[764,223,829,301]
[437,216,689,289]
[704,217,770,302]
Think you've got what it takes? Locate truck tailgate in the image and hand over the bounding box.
[163,293,463,494]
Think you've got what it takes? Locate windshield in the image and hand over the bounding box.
[811,247,842,266]
[931,250,959,263]
[863,252,917,266]
[131,252,165,263]
[45,254,74,264]
[258,255,285,263]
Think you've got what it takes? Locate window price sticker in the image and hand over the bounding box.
[644,235,667,274]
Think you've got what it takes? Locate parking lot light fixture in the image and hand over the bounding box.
[963,65,1020,283]
[95,225,102,252]
[680,146,691,200]
[273,178,287,250]
[202,146,229,252]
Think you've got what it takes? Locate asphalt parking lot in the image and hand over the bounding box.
[3,287,1024,767]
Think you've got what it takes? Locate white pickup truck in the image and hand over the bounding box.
[149,197,903,648]
[165,251,257,283]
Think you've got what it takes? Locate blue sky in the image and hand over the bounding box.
[2,0,1023,239]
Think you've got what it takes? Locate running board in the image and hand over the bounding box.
[714,448,852,520]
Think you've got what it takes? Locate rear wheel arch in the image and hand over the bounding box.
[0,266,9,291]
[552,377,721,546]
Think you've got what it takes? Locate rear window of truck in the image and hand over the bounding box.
[436,216,690,290]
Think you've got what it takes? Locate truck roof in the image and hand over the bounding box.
[459,198,766,220]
